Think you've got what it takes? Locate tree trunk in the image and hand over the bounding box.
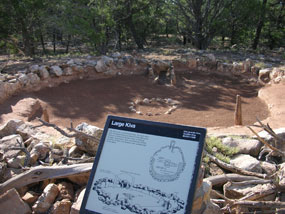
[252,0,268,49]
[20,21,34,56]
[127,16,144,49]
[53,30,56,54]
[65,35,71,54]
[40,31,46,55]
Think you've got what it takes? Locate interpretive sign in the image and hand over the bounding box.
[80,115,206,214]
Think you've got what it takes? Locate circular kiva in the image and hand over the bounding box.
[128,97,181,116]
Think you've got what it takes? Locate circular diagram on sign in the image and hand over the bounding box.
[149,141,186,182]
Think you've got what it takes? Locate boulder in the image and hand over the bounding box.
[27,73,41,85]
[259,68,271,83]
[70,188,85,214]
[95,56,113,73]
[16,123,36,141]
[12,98,42,121]
[230,154,262,173]
[0,119,24,138]
[29,64,40,73]
[32,183,59,213]
[222,137,262,157]
[260,161,277,175]
[30,141,51,165]
[18,73,30,86]
[50,65,63,77]
[75,123,103,155]
[0,134,23,160]
[0,188,31,214]
[270,67,285,84]
[243,58,253,73]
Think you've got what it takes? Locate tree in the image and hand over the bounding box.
[171,0,232,49]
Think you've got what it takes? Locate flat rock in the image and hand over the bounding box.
[0,134,23,160]
[222,137,262,157]
[230,154,262,173]
[0,188,31,214]
[0,119,24,138]
[49,199,72,214]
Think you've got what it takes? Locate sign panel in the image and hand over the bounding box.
[80,115,206,214]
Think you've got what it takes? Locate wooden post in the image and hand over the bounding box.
[42,107,50,123]
[234,95,242,125]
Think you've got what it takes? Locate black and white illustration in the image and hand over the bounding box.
[92,174,185,214]
[150,141,186,182]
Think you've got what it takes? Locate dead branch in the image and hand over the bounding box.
[9,139,31,167]
[233,200,285,208]
[205,174,268,186]
[239,187,276,201]
[37,118,100,142]
[0,163,92,195]
[247,126,285,157]
[205,151,268,179]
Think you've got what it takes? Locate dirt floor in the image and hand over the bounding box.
[0,72,271,133]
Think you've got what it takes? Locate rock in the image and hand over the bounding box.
[67,172,90,186]
[67,59,75,65]
[50,65,63,77]
[16,123,36,141]
[230,154,262,173]
[32,183,59,214]
[203,201,221,214]
[0,188,31,214]
[260,161,277,175]
[142,98,150,104]
[192,181,214,214]
[257,128,285,151]
[18,73,30,86]
[63,67,73,76]
[70,188,85,214]
[75,123,103,155]
[0,134,23,160]
[278,163,285,188]
[55,136,75,149]
[22,191,40,206]
[259,68,271,83]
[29,65,40,73]
[27,73,40,85]
[243,58,253,73]
[205,54,216,62]
[49,199,72,214]
[0,119,24,138]
[222,137,262,157]
[57,182,74,201]
[270,67,285,84]
[7,155,26,168]
[30,141,51,164]
[68,145,83,158]
[38,65,50,79]
[224,181,275,200]
[12,98,42,121]
[95,56,113,73]
[151,59,170,75]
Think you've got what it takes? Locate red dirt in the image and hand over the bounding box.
[0,72,269,130]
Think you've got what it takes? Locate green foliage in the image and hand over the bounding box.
[204,136,239,163]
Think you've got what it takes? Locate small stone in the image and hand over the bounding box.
[142,98,150,104]
[32,183,59,213]
[0,119,24,138]
[50,65,63,77]
[146,112,153,116]
[135,99,141,105]
[50,199,72,214]
[136,111,143,115]
[63,67,73,76]
[58,182,74,201]
[22,191,39,206]
[67,172,90,186]
[0,134,23,160]
[29,65,39,73]
[7,155,26,168]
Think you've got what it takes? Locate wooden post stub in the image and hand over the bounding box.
[42,107,50,123]
[234,95,242,125]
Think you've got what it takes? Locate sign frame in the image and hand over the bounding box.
[80,115,206,214]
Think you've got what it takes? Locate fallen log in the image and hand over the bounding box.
[0,163,92,195]
[205,173,269,186]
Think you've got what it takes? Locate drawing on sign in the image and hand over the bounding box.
[149,140,186,182]
[92,175,185,214]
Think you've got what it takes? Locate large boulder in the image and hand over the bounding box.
[230,154,262,173]
[75,123,103,155]
[12,98,42,121]
[222,137,262,157]
[257,128,285,151]
[50,65,63,77]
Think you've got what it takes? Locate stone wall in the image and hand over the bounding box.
[1,52,284,105]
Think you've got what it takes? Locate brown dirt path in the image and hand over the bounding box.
[0,72,270,135]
